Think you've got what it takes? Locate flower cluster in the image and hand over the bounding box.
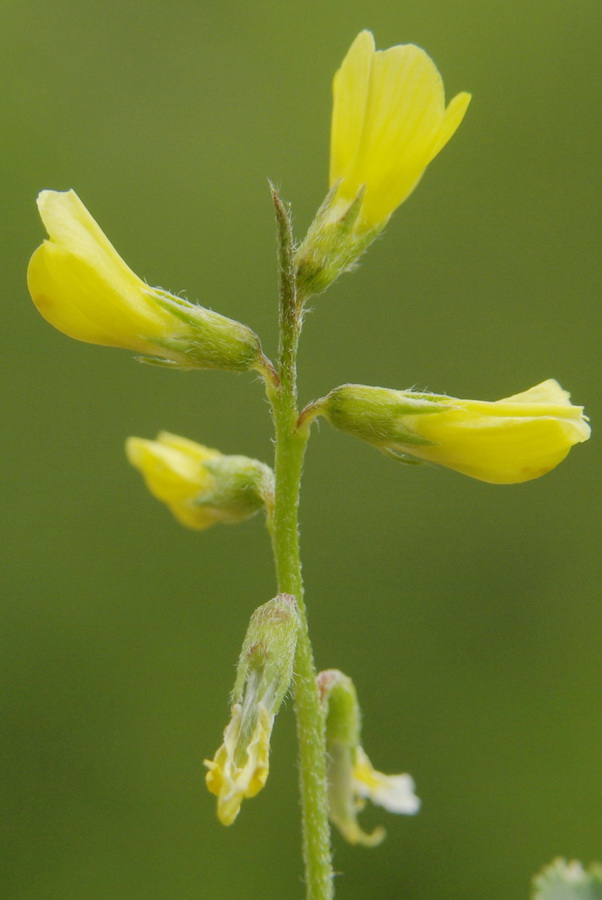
[25,26,590,860]
[295,30,470,293]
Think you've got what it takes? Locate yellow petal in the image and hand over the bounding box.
[126,437,212,502]
[353,747,421,815]
[329,32,470,230]
[331,815,386,848]
[330,30,375,187]
[126,433,219,530]
[410,416,582,483]
[28,191,175,352]
[326,741,386,847]
[354,44,444,195]
[155,432,221,465]
[500,378,573,406]
[428,90,472,161]
[401,380,590,484]
[204,704,272,826]
[36,189,134,280]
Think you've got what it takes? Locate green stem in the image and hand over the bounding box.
[267,187,334,900]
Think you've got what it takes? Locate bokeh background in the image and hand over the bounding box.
[2,1,601,897]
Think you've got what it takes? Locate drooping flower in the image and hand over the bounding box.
[205,595,300,825]
[126,432,274,529]
[27,190,264,371]
[317,669,420,846]
[317,379,590,484]
[329,30,471,231]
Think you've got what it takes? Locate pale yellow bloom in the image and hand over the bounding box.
[205,595,299,825]
[328,742,420,847]
[205,703,273,826]
[317,668,419,847]
[320,379,590,485]
[126,432,273,529]
[329,30,471,230]
[27,190,262,370]
[353,746,420,817]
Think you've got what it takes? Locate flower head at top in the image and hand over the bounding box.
[329,30,471,232]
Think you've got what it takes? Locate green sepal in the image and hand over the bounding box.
[195,456,274,523]
[317,669,361,748]
[229,595,300,768]
[233,595,300,709]
[294,185,383,297]
[318,384,442,448]
[147,287,264,372]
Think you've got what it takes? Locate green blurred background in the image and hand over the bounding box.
[2,1,601,897]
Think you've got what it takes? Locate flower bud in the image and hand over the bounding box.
[27,190,264,372]
[317,669,420,847]
[295,30,470,294]
[317,380,590,484]
[205,595,300,825]
[126,432,274,530]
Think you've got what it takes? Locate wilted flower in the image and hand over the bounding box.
[205,702,273,827]
[205,595,300,825]
[27,190,264,371]
[317,669,419,846]
[317,379,590,484]
[126,432,274,529]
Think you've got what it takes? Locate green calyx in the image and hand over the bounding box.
[317,383,445,448]
[233,595,300,712]
[230,595,300,769]
[294,185,383,297]
[317,669,361,748]
[198,456,275,525]
[148,288,265,372]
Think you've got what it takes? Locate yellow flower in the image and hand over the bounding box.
[317,669,419,847]
[318,379,590,485]
[329,30,471,231]
[205,595,300,825]
[126,432,274,529]
[27,189,263,370]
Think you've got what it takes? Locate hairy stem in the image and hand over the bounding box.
[268,187,334,900]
